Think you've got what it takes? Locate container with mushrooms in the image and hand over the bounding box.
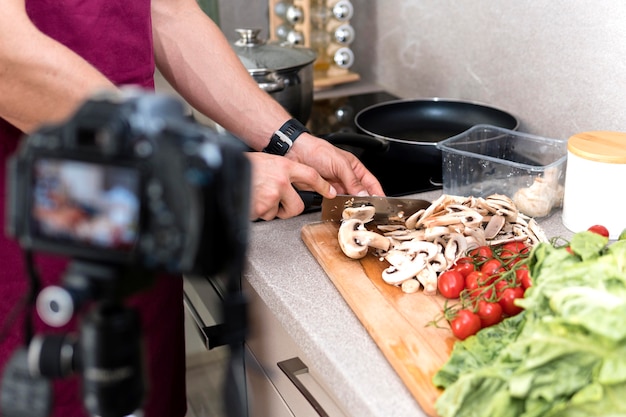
[337,194,548,295]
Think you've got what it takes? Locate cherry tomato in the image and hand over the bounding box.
[452,257,475,277]
[438,270,465,299]
[449,309,482,340]
[480,259,504,280]
[469,245,493,261]
[494,280,509,298]
[505,255,524,268]
[498,287,524,316]
[588,224,610,238]
[476,300,503,328]
[515,265,532,289]
[465,271,485,292]
[473,285,494,301]
[502,241,529,256]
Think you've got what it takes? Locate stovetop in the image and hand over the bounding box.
[308,90,441,196]
[308,91,399,137]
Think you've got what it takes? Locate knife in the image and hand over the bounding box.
[320,194,432,223]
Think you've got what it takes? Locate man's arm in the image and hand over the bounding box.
[151,0,291,151]
[0,0,115,133]
[151,0,384,202]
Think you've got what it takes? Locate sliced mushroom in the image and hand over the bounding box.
[484,214,506,239]
[415,264,438,295]
[342,205,376,222]
[484,194,518,222]
[396,240,439,261]
[381,254,427,285]
[401,279,421,294]
[444,233,468,264]
[527,218,549,243]
[405,208,425,229]
[464,227,487,251]
[338,219,391,259]
[424,226,450,240]
[384,249,412,268]
[383,229,426,241]
[429,252,448,273]
[377,224,407,233]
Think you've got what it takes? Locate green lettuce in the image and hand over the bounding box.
[433,232,626,417]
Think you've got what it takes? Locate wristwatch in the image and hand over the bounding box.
[263,118,309,156]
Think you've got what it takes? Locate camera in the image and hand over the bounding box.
[1,90,251,417]
[6,90,251,276]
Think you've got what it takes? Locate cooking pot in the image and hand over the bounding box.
[325,98,519,193]
[231,28,316,123]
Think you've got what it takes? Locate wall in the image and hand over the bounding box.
[367,1,626,139]
[217,0,626,139]
[218,1,269,41]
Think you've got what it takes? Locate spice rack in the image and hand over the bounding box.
[268,0,360,90]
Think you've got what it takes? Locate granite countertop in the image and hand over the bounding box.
[243,189,573,417]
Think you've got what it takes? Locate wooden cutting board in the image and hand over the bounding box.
[301,221,455,417]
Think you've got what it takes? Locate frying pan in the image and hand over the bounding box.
[326,98,519,194]
[355,98,519,159]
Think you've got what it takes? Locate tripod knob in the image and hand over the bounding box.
[36,286,74,327]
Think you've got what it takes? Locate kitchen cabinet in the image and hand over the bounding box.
[184,276,349,416]
[244,278,348,417]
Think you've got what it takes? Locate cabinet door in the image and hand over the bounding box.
[245,347,295,417]
[244,279,348,417]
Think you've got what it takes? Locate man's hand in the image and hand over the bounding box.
[287,133,385,198]
[246,152,337,221]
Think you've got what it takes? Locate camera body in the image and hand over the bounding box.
[6,91,250,276]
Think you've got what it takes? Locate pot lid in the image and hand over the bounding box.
[232,28,316,74]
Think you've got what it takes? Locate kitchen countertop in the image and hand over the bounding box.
[243,189,574,417]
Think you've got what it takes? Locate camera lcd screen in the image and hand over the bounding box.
[31,159,141,251]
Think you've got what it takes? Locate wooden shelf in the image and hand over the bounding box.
[269,0,360,89]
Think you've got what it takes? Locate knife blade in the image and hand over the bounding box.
[321,194,432,224]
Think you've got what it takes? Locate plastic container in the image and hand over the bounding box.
[562,131,626,240]
[437,125,568,218]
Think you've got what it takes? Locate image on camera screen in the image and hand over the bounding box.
[31,159,141,251]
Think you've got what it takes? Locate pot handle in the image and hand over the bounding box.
[258,75,286,93]
[321,131,389,154]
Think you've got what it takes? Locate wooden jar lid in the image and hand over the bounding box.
[567,131,626,164]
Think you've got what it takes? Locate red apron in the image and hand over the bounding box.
[0,2,186,416]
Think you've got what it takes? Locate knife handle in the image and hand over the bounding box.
[297,190,323,212]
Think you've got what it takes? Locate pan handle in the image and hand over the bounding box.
[320,132,389,154]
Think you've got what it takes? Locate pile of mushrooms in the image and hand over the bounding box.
[337,194,548,295]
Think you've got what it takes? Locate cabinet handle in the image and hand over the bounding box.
[277,357,329,417]
[183,291,230,349]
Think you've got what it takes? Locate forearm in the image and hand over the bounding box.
[151,0,290,151]
[0,1,115,132]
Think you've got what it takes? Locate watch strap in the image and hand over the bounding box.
[263,118,309,156]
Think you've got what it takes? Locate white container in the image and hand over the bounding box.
[562,131,626,240]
